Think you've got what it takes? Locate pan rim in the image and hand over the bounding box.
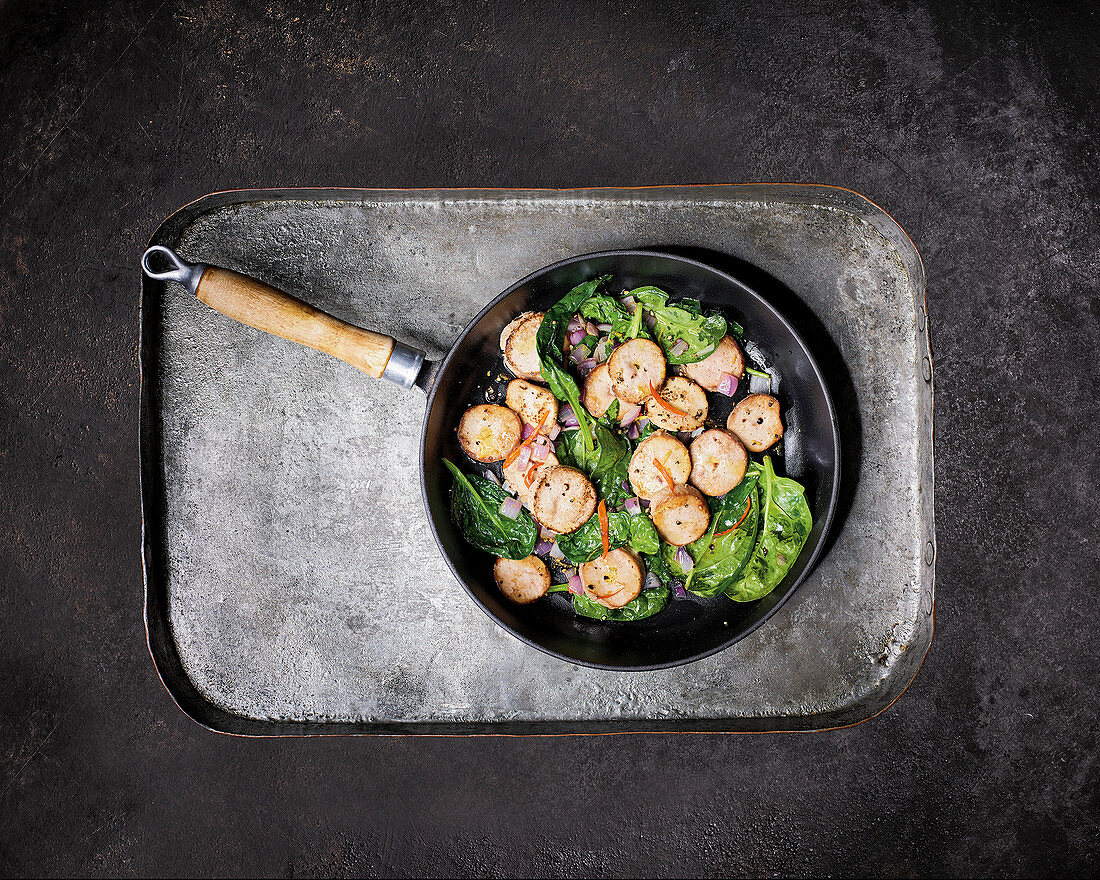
[420,248,841,671]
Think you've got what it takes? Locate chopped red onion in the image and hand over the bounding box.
[516,444,532,471]
[566,314,584,333]
[748,373,772,395]
[586,321,600,337]
[675,547,694,573]
[636,417,651,431]
[548,422,562,440]
[619,402,643,427]
[620,295,637,309]
[559,404,579,427]
[624,497,641,515]
[670,339,690,358]
[716,372,738,396]
[672,580,688,598]
[597,323,613,333]
[626,422,641,440]
[639,498,651,511]
[643,312,657,329]
[593,339,609,363]
[500,497,523,519]
[483,470,500,484]
[501,479,513,494]
[577,358,598,376]
[521,423,535,440]
[549,542,565,560]
[567,574,584,596]
[535,540,552,555]
[567,327,587,347]
[644,571,661,592]
[531,440,550,463]
[569,343,591,364]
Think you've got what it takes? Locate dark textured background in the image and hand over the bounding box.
[1,0,1097,876]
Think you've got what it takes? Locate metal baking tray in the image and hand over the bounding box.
[140,185,934,735]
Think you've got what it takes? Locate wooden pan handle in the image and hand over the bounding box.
[140,246,425,388]
[195,267,395,379]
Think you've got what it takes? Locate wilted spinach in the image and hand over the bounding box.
[579,296,652,343]
[631,286,727,365]
[556,421,632,509]
[664,470,761,598]
[536,276,609,455]
[556,508,660,564]
[571,584,669,621]
[442,459,537,560]
[725,456,813,602]
[604,398,620,425]
[628,515,661,556]
[643,548,679,589]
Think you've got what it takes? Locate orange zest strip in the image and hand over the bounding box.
[502,441,526,468]
[652,456,675,492]
[598,500,610,559]
[524,464,539,487]
[715,497,752,537]
[503,411,550,468]
[649,381,689,417]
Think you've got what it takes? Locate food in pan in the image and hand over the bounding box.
[443,275,811,622]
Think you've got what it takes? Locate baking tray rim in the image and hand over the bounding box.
[139,183,935,736]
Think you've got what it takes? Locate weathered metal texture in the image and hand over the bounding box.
[140,185,933,734]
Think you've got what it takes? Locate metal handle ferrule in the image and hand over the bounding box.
[141,246,206,296]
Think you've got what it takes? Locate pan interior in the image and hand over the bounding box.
[422,251,839,670]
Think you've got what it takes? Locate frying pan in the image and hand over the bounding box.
[140,246,840,670]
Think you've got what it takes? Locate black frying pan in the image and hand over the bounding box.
[141,247,840,670]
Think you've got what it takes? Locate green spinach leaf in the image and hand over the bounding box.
[628,514,660,556]
[631,286,727,365]
[571,584,669,621]
[536,277,610,455]
[442,459,538,559]
[666,471,761,598]
[590,423,631,507]
[643,548,679,589]
[579,296,651,343]
[556,421,631,508]
[725,456,813,602]
[556,508,659,564]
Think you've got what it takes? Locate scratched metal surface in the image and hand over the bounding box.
[140,185,934,734]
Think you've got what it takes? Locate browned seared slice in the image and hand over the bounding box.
[503,450,559,511]
[457,404,523,463]
[530,465,596,534]
[579,548,643,609]
[650,484,711,546]
[581,362,621,419]
[680,335,745,391]
[727,393,784,452]
[645,376,708,432]
[505,378,559,428]
[502,312,545,382]
[607,338,667,404]
[627,431,691,500]
[689,428,748,497]
[494,555,550,604]
[499,311,538,350]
